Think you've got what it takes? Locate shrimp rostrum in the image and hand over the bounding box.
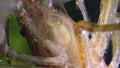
[0,0,120,68]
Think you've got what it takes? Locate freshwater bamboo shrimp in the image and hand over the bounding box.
[0,0,120,68]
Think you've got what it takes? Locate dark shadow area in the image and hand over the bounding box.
[64,0,83,22]
[103,40,112,65]
[84,0,100,22]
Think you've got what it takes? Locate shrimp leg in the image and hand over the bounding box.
[75,21,120,32]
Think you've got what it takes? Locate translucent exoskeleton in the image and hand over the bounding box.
[0,0,120,68]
